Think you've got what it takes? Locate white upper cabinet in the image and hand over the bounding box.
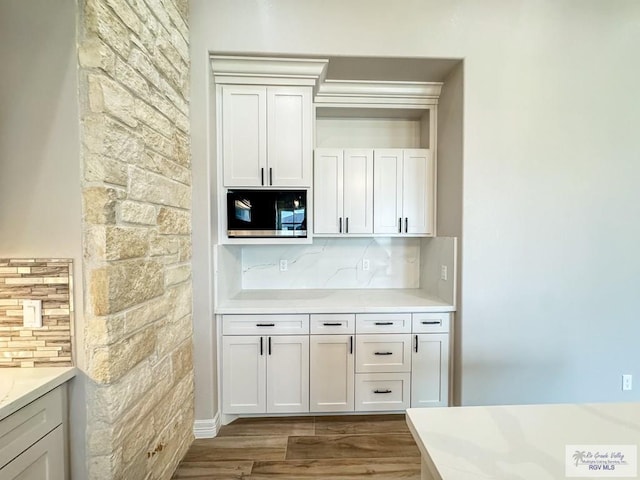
[222,85,312,187]
[374,149,434,236]
[314,149,373,235]
[221,86,267,187]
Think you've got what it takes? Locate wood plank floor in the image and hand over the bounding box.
[172,414,421,479]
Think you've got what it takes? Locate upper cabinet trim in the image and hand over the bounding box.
[211,55,329,89]
[315,79,442,108]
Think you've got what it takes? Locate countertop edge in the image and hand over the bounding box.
[215,305,456,314]
[215,289,456,314]
[0,367,77,421]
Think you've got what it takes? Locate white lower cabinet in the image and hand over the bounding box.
[222,335,266,413]
[221,312,451,416]
[0,385,68,480]
[411,333,450,408]
[411,312,451,408]
[222,335,309,414]
[267,335,309,413]
[310,335,354,412]
[1,426,64,480]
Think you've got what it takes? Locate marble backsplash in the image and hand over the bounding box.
[240,238,420,289]
[0,259,73,367]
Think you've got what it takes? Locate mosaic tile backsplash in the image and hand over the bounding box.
[0,259,73,367]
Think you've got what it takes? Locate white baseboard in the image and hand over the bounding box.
[193,412,220,439]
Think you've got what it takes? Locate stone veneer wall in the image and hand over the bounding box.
[77,0,193,478]
[0,259,73,367]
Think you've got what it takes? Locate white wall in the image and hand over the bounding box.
[190,0,640,410]
[437,62,464,403]
[0,0,87,477]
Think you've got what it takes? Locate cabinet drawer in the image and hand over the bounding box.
[222,314,309,335]
[355,313,411,333]
[310,314,355,334]
[355,373,410,411]
[412,313,450,333]
[355,334,411,373]
[0,386,64,470]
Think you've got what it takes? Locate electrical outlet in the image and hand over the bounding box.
[622,374,633,391]
[440,265,448,281]
[22,299,42,328]
[279,259,288,272]
[362,259,370,271]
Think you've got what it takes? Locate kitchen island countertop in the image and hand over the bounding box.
[406,402,640,479]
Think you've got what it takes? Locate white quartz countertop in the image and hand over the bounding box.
[215,288,455,314]
[406,403,640,479]
[0,367,76,421]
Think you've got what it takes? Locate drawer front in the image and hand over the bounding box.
[412,313,451,333]
[356,313,411,334]
[355,334,412,373]
[222,314,309,335]
[355,373,410,411]
[0,386,64,470]
[310,314,355,334]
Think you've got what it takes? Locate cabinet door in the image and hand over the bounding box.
[267,87,312,187]
[314,149,343,234]
[373,149,403,234]
[310,335,354,412]
[402,149,434,235]
[411,333,449,407]
[222,85,267,187]
[222,336,266,414]
[266,335,309,413]
[343,149,374,234]
[1,425,65,480]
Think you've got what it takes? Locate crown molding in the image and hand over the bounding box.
[315,79,442,108]
[211,55,329,88]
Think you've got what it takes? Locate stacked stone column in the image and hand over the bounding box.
[77,0,193,478]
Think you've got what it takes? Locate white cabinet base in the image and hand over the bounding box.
[1,426,65,480]
[310,335,354,412]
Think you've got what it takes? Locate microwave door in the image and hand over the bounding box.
[227,190,307,238]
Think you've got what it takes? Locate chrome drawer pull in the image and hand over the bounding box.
[256,323,275,327]
[374,352,393,356]
[374,322,393,326]
[421,321,442,325]
[323,322,342,326]
[373,389,392,394]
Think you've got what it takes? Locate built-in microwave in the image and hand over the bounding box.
[226,189,307,238]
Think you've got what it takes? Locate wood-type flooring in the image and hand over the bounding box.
[172,414,421,479]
